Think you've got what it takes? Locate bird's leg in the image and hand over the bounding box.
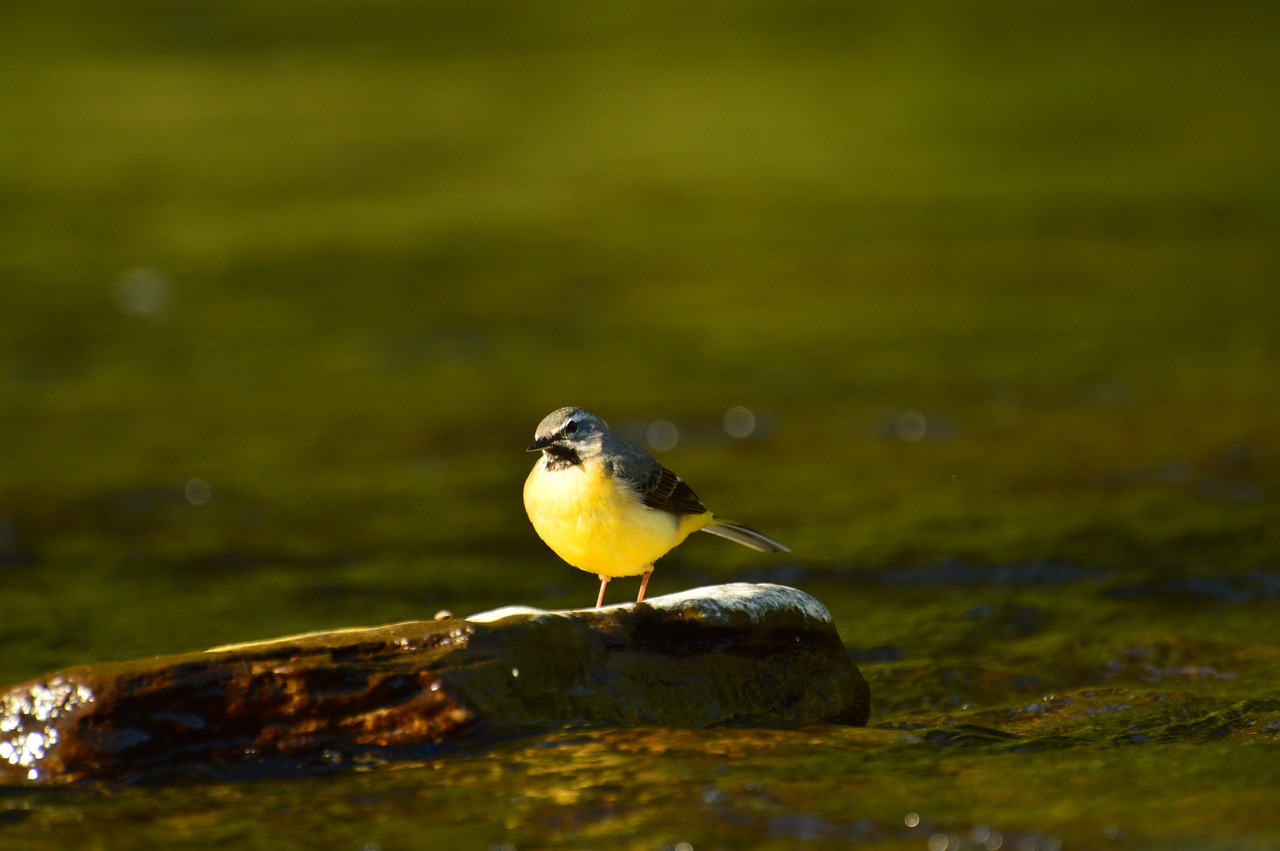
[596,575,610,608]
[636,566,654,603]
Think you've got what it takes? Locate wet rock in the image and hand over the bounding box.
[0,583,869,784]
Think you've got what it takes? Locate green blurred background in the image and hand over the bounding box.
[2,0,1278,682]
[2,0,1280,675]
[4,1,1280,846]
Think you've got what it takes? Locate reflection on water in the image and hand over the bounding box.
[1,678,95,783]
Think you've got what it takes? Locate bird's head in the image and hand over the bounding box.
[527,407,608,462]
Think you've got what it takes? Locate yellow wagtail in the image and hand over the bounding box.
[523,407,789,607]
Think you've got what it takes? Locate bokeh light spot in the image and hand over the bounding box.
[646,420,679,452]
[895,410,928,442]
[185,478,212,506]
[723,406,757,438]
[115,267,173,318]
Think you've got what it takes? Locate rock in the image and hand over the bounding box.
[0,583,869,784]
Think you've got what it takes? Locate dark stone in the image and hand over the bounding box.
[0,584,868,784]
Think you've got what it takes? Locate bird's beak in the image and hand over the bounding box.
[527,436,552,452]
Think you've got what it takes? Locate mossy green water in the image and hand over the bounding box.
[2,0,1278,847]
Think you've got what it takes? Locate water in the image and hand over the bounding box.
[3,0,1279,847]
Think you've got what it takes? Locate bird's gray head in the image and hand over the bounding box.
[527,407,608,464]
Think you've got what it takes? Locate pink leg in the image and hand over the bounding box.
[636,567,653,603]
[596,575,610,608]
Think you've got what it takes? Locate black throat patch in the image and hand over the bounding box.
[542,444,581,471]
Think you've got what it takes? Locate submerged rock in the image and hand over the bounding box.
[0,583,869,785]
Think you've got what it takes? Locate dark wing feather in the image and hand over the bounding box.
[604,437,709,516]
[640,464,708,516]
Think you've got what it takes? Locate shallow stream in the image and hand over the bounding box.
[3,1,1278,847]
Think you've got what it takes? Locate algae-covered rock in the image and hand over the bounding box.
[0,583,869,784]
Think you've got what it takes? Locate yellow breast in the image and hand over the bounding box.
[523,456,710,576]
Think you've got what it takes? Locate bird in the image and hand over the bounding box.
[523,406,789,608]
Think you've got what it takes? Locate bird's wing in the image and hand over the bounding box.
[606,437,709,516]
[639,462,709,516]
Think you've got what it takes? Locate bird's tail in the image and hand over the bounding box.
[700,520,790,553]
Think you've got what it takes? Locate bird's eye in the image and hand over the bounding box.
[564,420,578,435]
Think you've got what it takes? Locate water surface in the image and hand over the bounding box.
[2,0,1278,847]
